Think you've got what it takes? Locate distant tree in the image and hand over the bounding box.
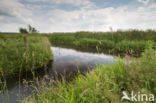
[19,25,38,34]
[28,25,38,33]
[19,28,28,33]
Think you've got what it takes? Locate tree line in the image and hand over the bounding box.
[19,25,38,34]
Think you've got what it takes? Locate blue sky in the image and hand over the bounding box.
[0,0,156,32]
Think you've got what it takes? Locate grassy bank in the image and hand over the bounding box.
[23,45,156,103]
[0,34,52,78]
[47,30,156,56]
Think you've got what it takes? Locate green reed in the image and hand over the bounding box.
[0,34,52,77]
[47,29,156,56]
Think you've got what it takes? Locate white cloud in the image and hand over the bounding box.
[148,3,156,9]
[0,0,155,32]
[137,0,150,5]
[0,23,25,32]
[0,16,4,21]
[46,5,156,32]
[28,0,94,6]
[0,0,33,24]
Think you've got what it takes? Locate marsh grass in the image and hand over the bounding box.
[0,34,52,78]
[23,44,156,103]
[47,30,156,56]
[0,34,53,103]
[0,79,10,103]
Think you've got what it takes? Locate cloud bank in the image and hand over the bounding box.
[0,0,155,32]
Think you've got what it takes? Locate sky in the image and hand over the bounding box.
[0,0,156,33]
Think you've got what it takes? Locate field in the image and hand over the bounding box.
[23,45,156,103]
[0,34,52,78]
[47,30,156,56]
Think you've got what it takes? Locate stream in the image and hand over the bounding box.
[0,46,116,103]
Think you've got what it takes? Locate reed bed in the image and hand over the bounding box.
[47,30,156,56]
[0,34,52,78]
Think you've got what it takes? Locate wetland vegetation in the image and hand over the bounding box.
[23,44,156,103]
[0,34,52,78]
[47,30,156,56]
[0,30,156,103]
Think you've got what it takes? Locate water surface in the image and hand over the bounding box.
[0,46,116,103]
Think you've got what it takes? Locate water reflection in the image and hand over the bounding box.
[0,46,116,103]
[50,47,115,76]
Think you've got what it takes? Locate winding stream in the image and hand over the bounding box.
[0,46,116,103]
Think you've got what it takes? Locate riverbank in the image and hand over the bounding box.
[0,34,52,78]
[23,45,156,103]
[47,30,156,56]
